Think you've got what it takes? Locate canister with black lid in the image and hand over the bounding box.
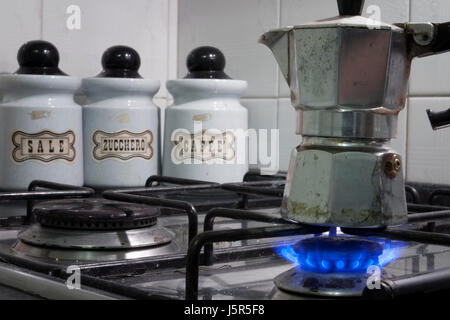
[0,40,83,190]
[163,46,248,183]
[82,45,160,188]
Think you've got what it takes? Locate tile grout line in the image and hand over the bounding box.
[166,0,178,102]
[165,1,170,102]
[175,0,180,83]
[175,0,179,83]
[40,0,44,40]
[409,0,412,21]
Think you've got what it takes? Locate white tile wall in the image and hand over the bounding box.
[0,0,42,73]
[1,0,450,182]
[407,98,450,184]
[408,0,450,184]
[167,0,179,82]
[241,99,278,170]
[0,0,176,121]
[176,0,449,180]
[409,0,450,96]
[177,0,280,98]
[42,0,170,98]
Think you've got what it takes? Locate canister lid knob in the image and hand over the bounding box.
[97,45,142,78]
[337,0,365,16]
[16,40,66,76]
[185,46,231,79]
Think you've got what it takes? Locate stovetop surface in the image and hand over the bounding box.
[0,208,285,263]
[67,226,450,300]
[1,208,449,300]
[0,175,449,300]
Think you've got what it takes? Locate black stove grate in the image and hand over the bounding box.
[0,180,94,226]
[2,174,450,300]
[185,214,329,300]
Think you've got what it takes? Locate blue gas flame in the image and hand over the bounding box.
[275,235,406,274]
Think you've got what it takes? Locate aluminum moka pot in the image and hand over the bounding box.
[260,0,450,227]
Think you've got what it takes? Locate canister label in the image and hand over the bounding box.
[92,130,154,161]
[11,130,76,163]
[171,129,237,164]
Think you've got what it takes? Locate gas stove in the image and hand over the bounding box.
[0,173,449,300]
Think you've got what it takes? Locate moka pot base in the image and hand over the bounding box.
[281,137,407,228]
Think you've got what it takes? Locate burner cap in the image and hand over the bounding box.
[33,199,160,230]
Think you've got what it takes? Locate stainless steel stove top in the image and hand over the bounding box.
[0,207,284,266]
[82,225,449,300]
[0,175,449,300]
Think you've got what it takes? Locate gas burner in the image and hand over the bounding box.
[11,199,178,263]
[274,237,384,298]
[33,198,159,230]
[291,237,383,273]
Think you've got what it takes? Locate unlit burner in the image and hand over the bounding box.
[275,237,383,297]
[11,199,177,263]
[33,198,159,230]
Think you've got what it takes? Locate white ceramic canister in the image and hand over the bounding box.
[163,46,248,183]
[0,40,83,191]
[82,46,160,188]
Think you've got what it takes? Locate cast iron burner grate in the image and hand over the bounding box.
[33,198,160,230]
[182,182,450,300]
[163,188,240,201]
[3,175,450,300]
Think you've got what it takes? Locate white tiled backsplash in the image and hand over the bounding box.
[0,0,449,183]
